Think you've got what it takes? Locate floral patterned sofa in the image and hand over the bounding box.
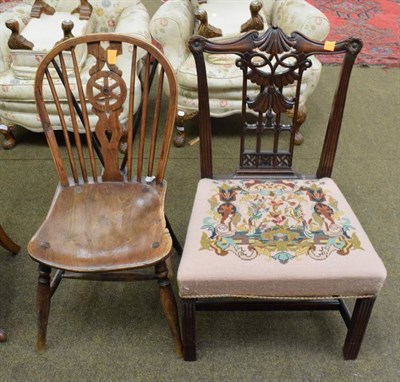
[150,0,330,146]
[0,0,151,148]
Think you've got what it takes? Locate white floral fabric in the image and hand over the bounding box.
[150,0,329,116]
[0,0,150,132]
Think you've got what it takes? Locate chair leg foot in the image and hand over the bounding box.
[294,130,304,145]
[0,224,20,254]
[343,297,376,360]
[287,104,307,145]
[173,111,187,147]
[182,299,197,361]
[0,328,7,342]
[36,263,52,353]
[173,110,197,148]
[0,123,17,149]
[156,262,183,357]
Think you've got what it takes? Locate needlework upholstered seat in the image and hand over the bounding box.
[177,26,387,361]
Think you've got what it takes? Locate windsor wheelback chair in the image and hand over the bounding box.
[28,34,183,356]
[177,27,386,361]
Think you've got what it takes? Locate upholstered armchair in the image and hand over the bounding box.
[150,0,330,146]
[0,0,151,148]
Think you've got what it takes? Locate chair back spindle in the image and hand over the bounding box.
[34,34,177,187]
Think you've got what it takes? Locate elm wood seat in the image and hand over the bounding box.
[28,34,183,356]
[0,224,20,343]
[28,182,171,272]
[177,27,387,361]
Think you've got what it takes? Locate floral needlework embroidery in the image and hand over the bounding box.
[200,180,363,264]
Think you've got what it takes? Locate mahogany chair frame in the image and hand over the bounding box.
[180,27,374,361]
[29,34,183,356]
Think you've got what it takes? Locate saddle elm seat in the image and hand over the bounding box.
[178,177,386,298]
[28,182,171,272]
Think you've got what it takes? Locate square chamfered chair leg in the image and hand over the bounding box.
[343,297,376,360]
[36,263,51,353]
[182,299,197,361]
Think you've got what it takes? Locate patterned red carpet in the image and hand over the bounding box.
[308,0,400,67]
[1,0,399,67]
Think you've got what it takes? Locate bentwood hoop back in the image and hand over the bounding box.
[29,34,182,356]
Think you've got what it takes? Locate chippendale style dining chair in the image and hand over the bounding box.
[28,34,182,356]
[177,27,387,361]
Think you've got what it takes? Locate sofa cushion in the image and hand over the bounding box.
[10,12,93,79]
[177,177,387,298]
[197,0,269,38]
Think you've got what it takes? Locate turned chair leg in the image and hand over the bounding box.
[0,123,17,149]
[36,263,51,352]
[182,299,197,361]
[173,111,187,148]
[173,110,198,148]
[343,297,376,360]
[156,262,183,357]
[287,104,307,145]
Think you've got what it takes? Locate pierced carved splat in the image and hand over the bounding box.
[230,27,313,174]
[88,41,123,77]
[237,28,312,116]
[86,41,125,181]
[189,26,363,178]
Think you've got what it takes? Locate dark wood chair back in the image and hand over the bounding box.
[189,26,362,179]
[177,28,388,362]
[34,33,177,186]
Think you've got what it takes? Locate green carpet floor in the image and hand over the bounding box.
[0,2,399,379]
